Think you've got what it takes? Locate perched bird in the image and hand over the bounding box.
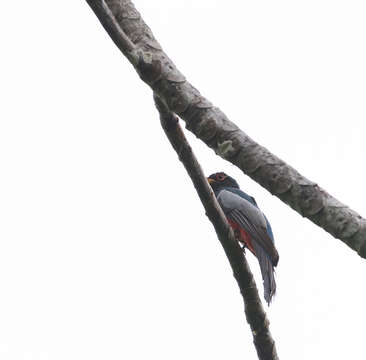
[207,172,279,305]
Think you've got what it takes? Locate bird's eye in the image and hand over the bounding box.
[217,173,227,181]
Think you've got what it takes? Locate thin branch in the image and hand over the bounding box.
[86,0,137,59]
[85,0,366,259]
[154,94,279,360]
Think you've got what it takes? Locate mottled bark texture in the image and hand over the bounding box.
[154,95,279,360]
[85,0,366,259]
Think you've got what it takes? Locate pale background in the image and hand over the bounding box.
[0,1,365,359]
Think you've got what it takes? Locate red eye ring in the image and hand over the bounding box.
[216,173,227,181]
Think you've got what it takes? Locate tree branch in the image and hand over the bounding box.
[85,0,366,259]
[154,94,279,360]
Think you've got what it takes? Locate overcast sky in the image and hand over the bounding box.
[1,1,366,359]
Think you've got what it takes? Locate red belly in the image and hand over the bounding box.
[227,219,256,255]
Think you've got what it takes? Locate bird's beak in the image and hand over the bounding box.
[207,178,215,184]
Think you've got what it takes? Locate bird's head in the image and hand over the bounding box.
[207,172,240,191]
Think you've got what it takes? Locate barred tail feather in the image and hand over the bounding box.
[252,241,276,305]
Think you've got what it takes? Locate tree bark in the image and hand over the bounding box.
[155,94,279,360]
[85,0,366,259]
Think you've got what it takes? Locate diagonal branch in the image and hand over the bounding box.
[154,94,279,360]
[85,0,366,258]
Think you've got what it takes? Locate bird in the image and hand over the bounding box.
[207,172,279,305]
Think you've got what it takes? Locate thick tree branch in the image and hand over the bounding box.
[85,0,366,258]
[154,94,278,360]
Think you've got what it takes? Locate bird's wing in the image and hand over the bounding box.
[217,189,279,266]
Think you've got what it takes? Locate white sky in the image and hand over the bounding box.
[1,1,366,359]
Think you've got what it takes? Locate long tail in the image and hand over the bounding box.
[252,242,276,305]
